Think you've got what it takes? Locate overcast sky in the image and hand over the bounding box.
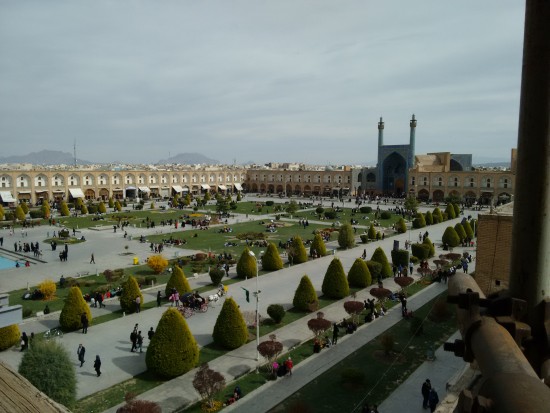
[0,1,525,165]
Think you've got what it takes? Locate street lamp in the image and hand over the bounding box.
[248,250,263,361]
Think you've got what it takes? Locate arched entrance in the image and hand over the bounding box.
[382,152,406,195]
[85,189,95,200]
[418,189,429,201]
[99,188,109,200]
[433,190,445,202]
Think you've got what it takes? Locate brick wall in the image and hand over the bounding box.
[475,213,513,296]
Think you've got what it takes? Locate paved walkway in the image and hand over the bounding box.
[0,201,477,412]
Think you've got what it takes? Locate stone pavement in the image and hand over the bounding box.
[0,200,477,412]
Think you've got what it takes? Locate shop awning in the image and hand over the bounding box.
[218,185,227,190]
[69,188,85,198]
[201,184,211,190]
[0,191,16,202]
[138,186,151,192]
[18,191,32,194]
[125,186,137,191]
[182,186,189,192]
[53,189,65,193]
[149,186,159,189]
[234,183,243,191]
[172,185,183,193]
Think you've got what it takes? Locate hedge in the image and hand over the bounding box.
[396,218,407,233]
[322,258,350,299]
[236,247,257,279]
[120,276,143,314]
[380,211,391,219]
[425,210,433,225]
[0,324,20,351]
[310,233,327,257]
[337,223,355,249]
[445,203,456,219]
[368,224,377,240]
[390,249,410,267]
[261,242,283,271]
[412,212,426,229]
[463,220,474,239]
[432,207,443,223]
[370,247,392,278]
[289,236,308,264]
[212,297,248,349]
[442,226,460,248]
[411,243,430,260]
[267,304,285,324]
[366,260,382,281]
[454,223,467,242]
[209,267,225,286]
[423,237,435,257]
[165,266,191,297]
[359,206,372,214]
[146,308,199,377]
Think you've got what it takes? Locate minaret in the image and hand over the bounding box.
[378,117,384,147]
[409,114,417,167]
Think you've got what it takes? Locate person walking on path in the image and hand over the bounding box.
[81,312,89,334]
[135,296,141,313]
[130,326,138,352]
[94,355,102,377]
[332,323,340,345]
[137,331,144,353]
[156,291,162,307]
[148,327,155,340]
[285,357,293,376]
[421,379,432,409]
[428,388,439,412]
[20,332,29,351]
[90,253,95,264]
[77,344,86,367]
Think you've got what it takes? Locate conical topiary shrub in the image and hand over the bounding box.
[261,243,283,271]
[288,236,308,264]
[396,218,407,233]
[310,233,327,257]
[60,201,70,217]
[0,324,21,351]
[463,220,474,239]
[423,237,435,258]
[445,203,456,219]
[98,201,106,213]
[322,257,350,299]
[366,260,382,281]
[425,210,433,225]
[212,297,248,349]
[452,203,460,217]
[442,226,460,248]
[146,308,199,377]
[368,224,377,240]
[432,207,443,223]
[60,286,92,330]
[337,223,355,249]
[165,265,191,297]
[236,247,257,279]
[370,247,392,278]
[293,275,318,312]
[120,276,144,314]
[347,258,372,288]
[454,223,467,242]
[412,212,426,229]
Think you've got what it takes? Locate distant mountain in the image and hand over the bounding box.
[157,153,219,165]
[0,150,92,165]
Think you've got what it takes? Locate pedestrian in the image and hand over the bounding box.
[428,388,439,412]
[90,253,95,264]
[94,355,102,377]
[77,344,86,367]
[135,296,141,313]
[20,332,29,351]
[137,331,143,353]
[156,291,161,307]
[81,312,89,334]
[130,330,138,352]
[148,327,155,340]
[285,356,293,376]
[421,379,432,409]
[332,323,339,345]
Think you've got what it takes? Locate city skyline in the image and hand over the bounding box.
[0,1,524,165]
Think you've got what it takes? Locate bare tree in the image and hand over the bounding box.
[192,363,226,409]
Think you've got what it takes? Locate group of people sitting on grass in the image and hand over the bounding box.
[223,386,243,406]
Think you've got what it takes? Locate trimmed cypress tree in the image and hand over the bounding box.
[0,324,20,351]
[80,204,88,214]
[412,212,426,229]
[19,339,77,408]
[310,233,327,257]
[60,201,70,217]
[60,286,92,331]
[20,202,29,214]
[114,200,122,211]
[120,276,144,314]
[322,257,350,299]
[98,201,106,213]
[337,223,355,249]
[212,297,248,349]
[165,265,191,297]
[75,198,83,209]
[289,236,308,264]
[452,203,460,217]
[411,243,430,260]
[445,203,456,219]
[236,247,257,279]
[15,205,26,221]
[432,207,443,223]
[366,260,382,281]
[370,247,392,278]
[425,210,433,225]
[454,223,467,242]
[368,224,377,240]
[261,242,283,271]
[108,197,114,208]
[347,258,372,288]
[423,237,435,258]
[442,226,460,248]
[391,249,410,267]
[293,275,318,312]
[463,220,474,239]
[396,218,407,234]
[146,308,199,377]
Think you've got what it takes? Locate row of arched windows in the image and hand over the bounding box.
[411,176,512,189]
